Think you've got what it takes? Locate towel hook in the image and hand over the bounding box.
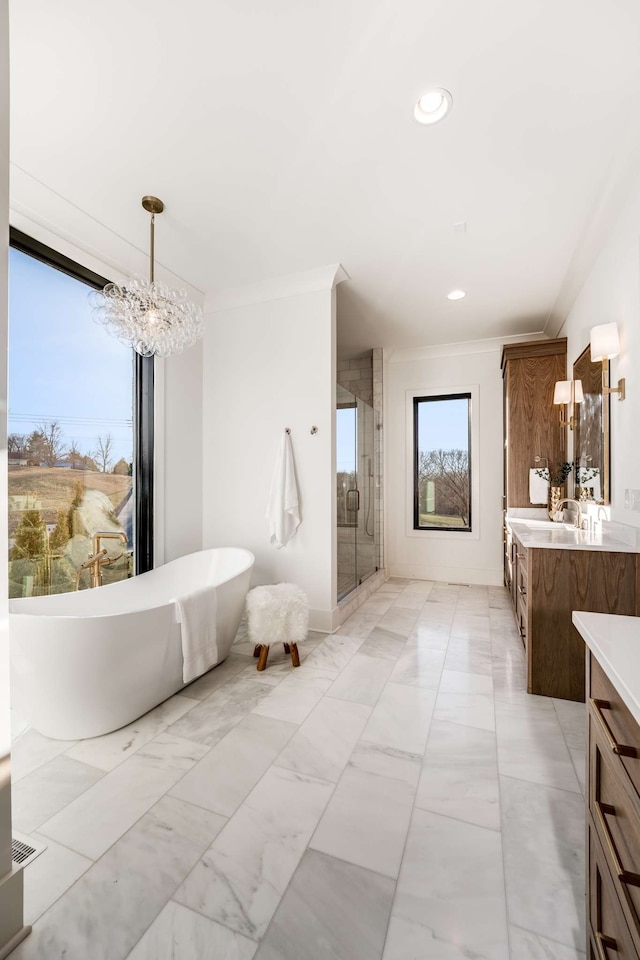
[310,426,318,435]
[285,428,291,435]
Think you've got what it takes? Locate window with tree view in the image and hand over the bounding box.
[8,241,136,598]
[414,393,471,532]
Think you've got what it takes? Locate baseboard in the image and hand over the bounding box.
[389,564,503,587]
[0,926,30,959]
[308,608,334,633]
[0,865,28,959]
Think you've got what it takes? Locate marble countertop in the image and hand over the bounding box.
[573,611,640,727]
[506,517,638,553]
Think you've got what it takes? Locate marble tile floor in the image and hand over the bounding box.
[9,579,587,960]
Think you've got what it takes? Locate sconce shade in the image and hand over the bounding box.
[553,379,583,405]
[590,322,620,362]
[553,381,572,405]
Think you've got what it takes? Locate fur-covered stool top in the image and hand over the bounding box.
[246,583,309,671]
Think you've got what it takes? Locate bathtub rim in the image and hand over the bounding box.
[9,546,255,620]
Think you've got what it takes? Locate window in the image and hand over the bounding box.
[8,230,153,598]
[336,402,357,527]
[413,393,471,532]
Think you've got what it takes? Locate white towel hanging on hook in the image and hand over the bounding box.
[266,431,301,548]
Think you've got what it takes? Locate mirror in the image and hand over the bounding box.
[572,346,610,504]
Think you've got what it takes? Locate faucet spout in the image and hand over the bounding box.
[76,531,130,589]
[552,498,583,529]
[92,530,128,555]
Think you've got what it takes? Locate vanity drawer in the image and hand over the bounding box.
[516,561,528,608]
[514,539,528,574]
[590,655,640,800]
[589,820,639,960]
[516,590,528,652]
[590,710,640,941]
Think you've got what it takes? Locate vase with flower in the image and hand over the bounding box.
[535,461,573,519]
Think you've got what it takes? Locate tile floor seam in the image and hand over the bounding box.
[164,717,301,818]
[491,616,515,960]
[511,922,588,957]
[118,838,237,959]
[28,792,224,940]
[378,586,454,959]
[498,770,583,797]
[552,697,586,798]
[21,848,94,928]
[189,766,340,951]
[37,766,230,879]
[299,584,430,956]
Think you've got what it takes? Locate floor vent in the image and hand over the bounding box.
[12,832,46,870]
[448,583,471,587]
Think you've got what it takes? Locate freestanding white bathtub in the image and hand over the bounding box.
[9,548,254,740]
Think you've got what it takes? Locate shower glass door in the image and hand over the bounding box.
[355,396,376,585]
[336,385,377,601]
[336,386,357,600]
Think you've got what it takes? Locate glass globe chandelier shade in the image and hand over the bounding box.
[91,196,203,358]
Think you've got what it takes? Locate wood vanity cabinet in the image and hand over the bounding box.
[501,337,567,511]
[507,527,640,702]
[587,652,640,960]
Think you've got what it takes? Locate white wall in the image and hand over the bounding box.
[385,344,504,586]
[1,1,29,949]
[156,344,203,564]
[556,168,640,523]
[202,274,339,631]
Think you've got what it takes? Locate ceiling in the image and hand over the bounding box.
[9,0,640,356]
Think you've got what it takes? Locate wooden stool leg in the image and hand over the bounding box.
[257,644,270,671]
[283,642,291,654]
[290,642,300,667]
[253,644,261,658]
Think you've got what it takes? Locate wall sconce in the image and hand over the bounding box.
[554,379,583,430]
[590,322,626,400]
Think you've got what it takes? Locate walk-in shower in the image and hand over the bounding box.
[336,383,379,600]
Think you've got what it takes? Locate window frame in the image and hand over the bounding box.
[412,391,472,533]
[8,227,154,574]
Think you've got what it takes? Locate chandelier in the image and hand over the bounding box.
[92,196,203,358]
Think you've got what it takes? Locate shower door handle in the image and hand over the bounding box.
[347,489,360,512]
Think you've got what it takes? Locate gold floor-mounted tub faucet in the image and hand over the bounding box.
[75,530,129,589]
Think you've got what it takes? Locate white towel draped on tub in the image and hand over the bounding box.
[176,586,218,683]
[266,432,301,549]
[529,468,550,505]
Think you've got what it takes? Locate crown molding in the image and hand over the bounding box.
[205,263,350,314]
[386,331,548,363]
[10,164,204,303]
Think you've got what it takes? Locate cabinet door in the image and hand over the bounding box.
[589,820,639,960]
[505,352,566,508]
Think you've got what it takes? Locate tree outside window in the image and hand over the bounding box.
[414,394,472,531]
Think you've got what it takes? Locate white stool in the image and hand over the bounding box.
[246,583,309,672]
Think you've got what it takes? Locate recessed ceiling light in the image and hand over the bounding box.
[414,88,453,125]
[447,289,466,300]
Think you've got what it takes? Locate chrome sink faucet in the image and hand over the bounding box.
[552,498,583,529]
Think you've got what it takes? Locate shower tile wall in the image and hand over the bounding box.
[336,355,373,405]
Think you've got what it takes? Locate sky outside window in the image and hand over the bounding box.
[9,247,133,464]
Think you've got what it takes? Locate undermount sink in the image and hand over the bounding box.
[514,519,579,531]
